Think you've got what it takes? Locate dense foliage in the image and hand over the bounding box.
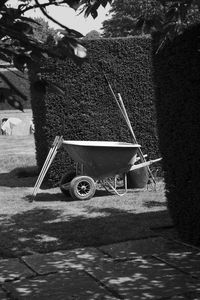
[32,17,58,43]
[153,24,200,245]
[31,36,159,187]
[102,0,200,52]
[102,0,163,37]
[84,30,101,39]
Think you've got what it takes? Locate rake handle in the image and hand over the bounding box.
[32,136,63,199]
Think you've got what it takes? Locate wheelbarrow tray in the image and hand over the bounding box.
[62,140,141,179]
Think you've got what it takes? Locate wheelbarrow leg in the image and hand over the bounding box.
[102,173,128,196]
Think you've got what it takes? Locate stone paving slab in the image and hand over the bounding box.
[154,251,200,279]
[99,237,197,260]
[0,287,8,300]
[22,247,111,275]
[84,255,200,300]
[5,270,117,300]
[0,258,34,282]
[167,291,200,299]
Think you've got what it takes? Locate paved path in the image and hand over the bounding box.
[0,231,200,299]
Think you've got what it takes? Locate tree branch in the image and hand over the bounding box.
[21,0,66,13]
[34,0,73,33]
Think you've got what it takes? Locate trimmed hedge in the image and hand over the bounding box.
[153,25,200,245]
[30,36,160,187]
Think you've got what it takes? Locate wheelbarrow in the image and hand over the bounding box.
[32,87,162,201]
[60,140,161,200]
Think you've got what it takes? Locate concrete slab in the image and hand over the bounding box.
[5,270,117,300]
[0,258,35,282]
[0,287,8,300]
[99,237,193,260]
[154,251,200,278]
[99,237,197,259]
[99,237,164,259]
[22,247,111,275]
[167,291,200,299]
[85,256,200,299]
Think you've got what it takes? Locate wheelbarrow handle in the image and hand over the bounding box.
[135,154,147,162]
[130,158,162,171]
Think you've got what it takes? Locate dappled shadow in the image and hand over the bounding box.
[94,189,113,197]
[86,257,200,299]
[5,270,116,299]
[1,203,200,299]
[4,237,200,299]
[0,206,173,259]
[28,189,113,202]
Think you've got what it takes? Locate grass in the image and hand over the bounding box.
[0,135,174,259]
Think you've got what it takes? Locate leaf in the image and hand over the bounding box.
[0,46,17,58]
[0,52,11,62]
[58,36,87,59]
[72,43,87,58]
[14,21,33,34]
[64,0,81,10]
[101,0,109,8]
[84,7,90,18]
[57,28,83,38]
[91,8,98,19]
[13,54,31,72]
[7,96,24,112]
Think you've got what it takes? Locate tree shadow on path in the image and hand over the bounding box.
[0,206,173,259]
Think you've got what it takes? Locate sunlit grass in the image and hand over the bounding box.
[0,155,37,173]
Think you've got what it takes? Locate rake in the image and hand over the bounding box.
[102,71,157,185]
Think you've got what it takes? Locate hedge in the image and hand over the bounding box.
[30,36,160,187]
[153,24,200,245]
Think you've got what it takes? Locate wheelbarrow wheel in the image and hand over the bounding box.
[60,171,76,197]
[69,176,96,200]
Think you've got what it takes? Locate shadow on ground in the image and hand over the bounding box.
[144,200,167,208]
[30,189,113,202]
[0,206,173,259]
[0,166,38,187]
[4,258,200,300]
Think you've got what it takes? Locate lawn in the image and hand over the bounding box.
[0,135,172,259]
